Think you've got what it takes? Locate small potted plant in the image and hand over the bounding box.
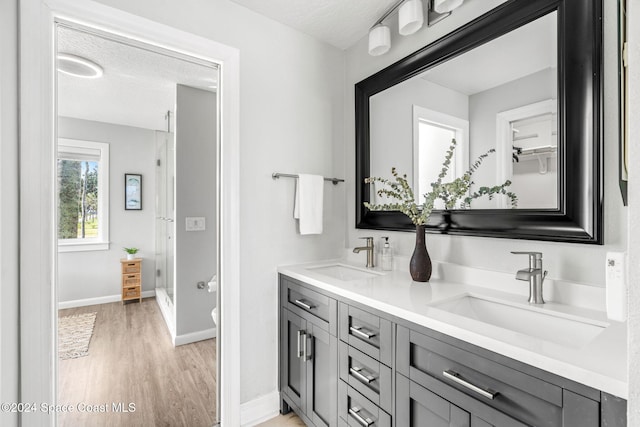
[123,247,139,261]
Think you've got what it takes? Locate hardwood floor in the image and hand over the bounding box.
[58,298,216,427]
[257,412,306,426]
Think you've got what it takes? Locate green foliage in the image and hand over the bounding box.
[58,160,82,239]
[123,247,139,254]
[364,139,517,226]
[58,160,100,240]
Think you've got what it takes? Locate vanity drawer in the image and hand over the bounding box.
[397,325,564,427]
[396,373,526,427]
[338,342,392,414]
[339,303,392,366]
[338,380,391,427]
[281,276,336,333]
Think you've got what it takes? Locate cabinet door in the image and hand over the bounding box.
[307,322,338,427]
[281,308,307,413]
[396,374,470,427]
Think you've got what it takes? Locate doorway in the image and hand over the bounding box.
[55,23,219,425]
[19,1,241,425]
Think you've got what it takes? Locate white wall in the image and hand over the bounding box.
[0,0,20,424]
[345,0,626,289]
[175,85,217,337]
[370,78,468,184]
[627,0,640,422]
[57,117,156,303]
[88,0,346,404]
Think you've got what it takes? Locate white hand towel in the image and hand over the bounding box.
[293,174,324,235]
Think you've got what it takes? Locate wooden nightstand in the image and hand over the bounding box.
[121,258,142,304]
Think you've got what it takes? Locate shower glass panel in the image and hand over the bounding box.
[155,130,175,304]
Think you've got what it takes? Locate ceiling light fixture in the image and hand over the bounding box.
[367,0,465,56]
[57,53,104,79]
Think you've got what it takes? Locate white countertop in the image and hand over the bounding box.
[278,259,628,399]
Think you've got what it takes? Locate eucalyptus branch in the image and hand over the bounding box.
[364,139,518,226]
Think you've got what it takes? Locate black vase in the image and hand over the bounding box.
[410,224,432,282]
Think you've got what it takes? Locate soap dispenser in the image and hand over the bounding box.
[381,237,393,271]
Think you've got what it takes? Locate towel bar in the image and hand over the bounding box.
[272,172,344,185]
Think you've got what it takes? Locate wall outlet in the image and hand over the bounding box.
[605,251,627,322]
[185,216,206,231]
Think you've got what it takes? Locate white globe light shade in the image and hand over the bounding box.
[399,0,424,36]
[368,25,391,56]
[433,0,464,14]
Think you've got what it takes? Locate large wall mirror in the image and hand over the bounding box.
[356,0,603,244]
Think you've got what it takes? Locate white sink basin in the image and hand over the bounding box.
[431,295,608,348]
[307,264,382,281]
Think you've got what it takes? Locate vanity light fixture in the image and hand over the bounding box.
[367,0,465,56]
[368,24,392,56]
[433,0,464,13]
[399,0,424,36]
[57,53,104,79]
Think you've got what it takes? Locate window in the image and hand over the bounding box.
[57,139,110,252]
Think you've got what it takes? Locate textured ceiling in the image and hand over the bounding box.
[229,0,398,49]
[57,26,218,131]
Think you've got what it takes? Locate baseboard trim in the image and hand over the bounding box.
[58,290,156,309]
[173,327,217,347]
[240,390,280,427]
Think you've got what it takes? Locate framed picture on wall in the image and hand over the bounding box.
[125,173,142,210]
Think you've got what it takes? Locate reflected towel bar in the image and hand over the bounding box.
[272,172,344,185]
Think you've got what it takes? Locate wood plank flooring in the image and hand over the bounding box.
[257,413,306,426]
[58,298,216,427]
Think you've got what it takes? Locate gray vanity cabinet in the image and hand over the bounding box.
[396,325,606,427]
[278,274,627,427]
[281,308,308,412]
[280,276,338,427]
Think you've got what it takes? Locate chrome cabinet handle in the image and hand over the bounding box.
[350,326,376,340]
[350,366,376,384]
[303,333,312,361]
[294,299,315,310]
[349,406,374,427]
[297,330,305,358]
[443,370,497,400]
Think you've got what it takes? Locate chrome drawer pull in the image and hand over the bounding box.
[348,406,374,427]
[350,326,376,340]
[350,366,376,384]
[297,330,305,358]
[443,370,497,400]
[294,299,315,310]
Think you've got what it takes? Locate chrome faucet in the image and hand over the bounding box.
[511,251,548,304]
[353,237,375,268]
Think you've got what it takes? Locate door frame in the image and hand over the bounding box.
[19,0,241,425]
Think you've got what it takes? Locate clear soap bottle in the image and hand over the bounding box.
[381,237,393,271]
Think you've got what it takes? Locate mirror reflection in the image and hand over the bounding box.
[369,11,557,210]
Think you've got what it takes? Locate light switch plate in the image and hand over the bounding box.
[185,216,206,231]
[605,251,627,322]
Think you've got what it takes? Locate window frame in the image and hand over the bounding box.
[57,138,110,252]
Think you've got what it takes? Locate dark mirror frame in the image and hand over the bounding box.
[355,0,603,244]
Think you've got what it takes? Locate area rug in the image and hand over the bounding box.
[58,312,97,360]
